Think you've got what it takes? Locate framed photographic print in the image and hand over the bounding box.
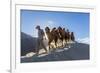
[11,0,96,73]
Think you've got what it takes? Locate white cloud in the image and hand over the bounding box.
[43,20,56,29]
[77,37,90,44]
[47,20,54,24]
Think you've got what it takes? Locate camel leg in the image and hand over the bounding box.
[62,40,63,47]
[55,42,57,48]
[41,40,48,53]
[65,39,67,47]
[48,42,51,52]
[54,39,57,48]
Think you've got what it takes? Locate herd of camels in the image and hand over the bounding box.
[44,26,75,51]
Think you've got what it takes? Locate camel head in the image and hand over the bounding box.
[45,27,50,33]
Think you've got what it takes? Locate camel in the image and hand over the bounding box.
[45,27,54,51]
[57,26,66,47]
[70,32,75,42]
[45,27,60,51]
[45,26,75,51]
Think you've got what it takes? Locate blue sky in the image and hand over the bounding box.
[21,10,90,40]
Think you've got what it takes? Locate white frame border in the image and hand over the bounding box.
[11,1,96,73]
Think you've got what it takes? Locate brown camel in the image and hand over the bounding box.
[57,26,66,47]
[45,27,54,51]
[51,27,59,48]
[70,32,75,42]
[65,29,70,42]
[45,27,60,51]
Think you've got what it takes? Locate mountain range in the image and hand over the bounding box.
[21,32,37,56]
